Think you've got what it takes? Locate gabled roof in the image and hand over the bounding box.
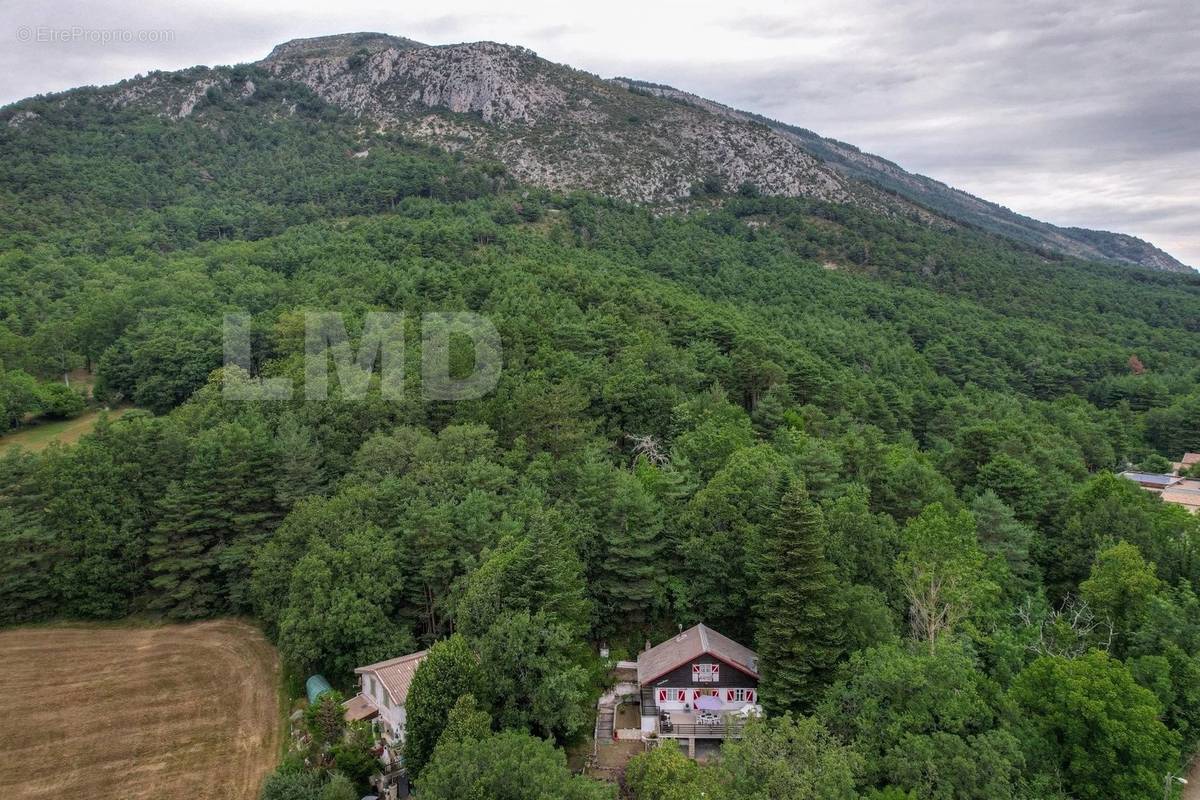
[1182,453,1200,466]
[637,624,758,685]
[355,650,428,707]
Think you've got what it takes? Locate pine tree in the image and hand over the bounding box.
[755,477,846,715]
[273,412,327,510]
[456,508,592,639]
[148,423,281,618]
[588,467,666,630]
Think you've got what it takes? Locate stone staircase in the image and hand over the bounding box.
[596,706,614,741]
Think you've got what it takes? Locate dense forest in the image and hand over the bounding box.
[4,68,1200,799]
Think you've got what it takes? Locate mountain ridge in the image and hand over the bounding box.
[3,30,1188,272]
[611,77,1190,273]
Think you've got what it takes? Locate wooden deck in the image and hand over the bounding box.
[656,710,747,739]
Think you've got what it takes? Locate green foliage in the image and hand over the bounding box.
[435,693,493,751]
[304,690,347,748]
[628,716,859,800]
[895,504,992,650]
[820,642,1021,799]
[456,511,591,640]
[330,723,377,787]
[755,479,845,714]
[1080,541,1163,657]
[679,444,792,640]
[34,382,85,419]
[5,74,1200,798]
[626,744,723,800]
[319,773,358,800]
[148,422,281,618]
[0,368,39,429]
[404,634,483,780]
[417,730,615,800]
[259,769,325,800]
[474,610,590,741]
[1011,651,1181,800]
[720,714,860,800]
[576,460,667,630]
[276,527,414,677]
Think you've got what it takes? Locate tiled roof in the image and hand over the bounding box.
[1161,484,1200,509]
[637,624,758,685]
[1182,453,1200,466]
[355,650,428,707]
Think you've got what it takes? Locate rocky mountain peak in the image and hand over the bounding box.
[8,30,1186,271]
[262,32,426,63]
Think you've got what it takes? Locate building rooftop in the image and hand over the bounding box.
[1120,471,1181,488]
[637,624,758,685]
[355,650,428,707]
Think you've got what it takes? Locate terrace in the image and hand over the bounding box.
[655,709,749,739]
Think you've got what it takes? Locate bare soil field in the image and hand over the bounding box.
[0,619,281,800]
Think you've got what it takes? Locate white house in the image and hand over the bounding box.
[344,650,428,750]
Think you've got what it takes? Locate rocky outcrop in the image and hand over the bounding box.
[259,39,877,208]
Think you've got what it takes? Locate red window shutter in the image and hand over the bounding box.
[746,689,755,702]
[677,690,685,702]
[726,689,734,702]
[657,689,667,703]
[712,664,719,679]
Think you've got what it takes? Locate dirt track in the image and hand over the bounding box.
[0,619,281,800]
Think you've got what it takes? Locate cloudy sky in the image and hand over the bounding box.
[4,0,1197,266]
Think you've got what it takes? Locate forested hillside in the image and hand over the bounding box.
[4,57,1200,800]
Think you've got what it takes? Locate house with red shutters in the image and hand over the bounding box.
[636,623,761,755]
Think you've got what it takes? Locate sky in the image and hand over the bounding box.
[4,0,1197,267]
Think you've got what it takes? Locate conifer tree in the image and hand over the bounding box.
[148,423,280,618]
[756,477,846,715]
[273,412,327,510]
[586,466,666,630]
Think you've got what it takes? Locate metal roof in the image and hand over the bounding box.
[1120,471,1181,487]
[636,624,758,685]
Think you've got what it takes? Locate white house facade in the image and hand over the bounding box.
[344,649,428,750]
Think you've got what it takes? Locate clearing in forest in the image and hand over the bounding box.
[0,619,282,800]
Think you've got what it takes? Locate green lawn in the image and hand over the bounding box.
[0,407,136,454]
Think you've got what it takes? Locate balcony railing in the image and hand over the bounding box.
[657,719,746,738]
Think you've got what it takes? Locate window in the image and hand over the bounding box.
[734,688,746,702]
[693,663,716,683]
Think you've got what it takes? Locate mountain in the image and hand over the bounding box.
[5,29,1200,800]
[258,32,1189,272]
[3,31,1189,272]
[613,79,1191,273]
